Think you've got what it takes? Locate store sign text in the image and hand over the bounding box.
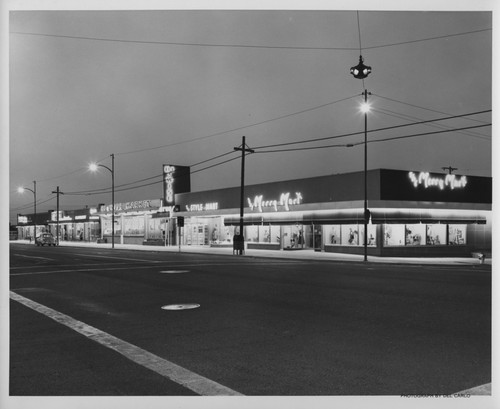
[164,165,175,203]
[185,202,219,212]
[102,200,156,213]
[409,172,467,190]
[248,192,303,212]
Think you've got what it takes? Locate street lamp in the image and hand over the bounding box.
[350,56,372,80]
[89,154,115,249]
[360,90,371,262]
[350,54,372,262]
[18,181,36,241]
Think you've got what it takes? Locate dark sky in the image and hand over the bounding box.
[7,4,494,222]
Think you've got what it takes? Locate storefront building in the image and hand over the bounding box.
[96,199,163,245]
[173,169,491,257]
[48,207,101,241]
[16,207,101,242]
[16,211,52,240]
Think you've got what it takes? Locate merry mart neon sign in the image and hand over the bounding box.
[408,171,467,190]
[248,192,303,212]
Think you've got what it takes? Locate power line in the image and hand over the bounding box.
[115,95,358,156]
[62,151,241,196]
[372,93,491,125]
[254,123,491,154]
[253,109,491,150]
[10,27,491,51]
[374,108,491,141]
[363,28,491,50]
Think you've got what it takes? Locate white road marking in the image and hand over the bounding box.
[77,254,164,263]
[14,254,54,261]
[10,291,243,396]
[455,382,491,395]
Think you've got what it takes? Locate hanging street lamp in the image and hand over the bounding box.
[350,55,372,80]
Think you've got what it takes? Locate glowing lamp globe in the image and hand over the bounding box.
[350,56,372,79]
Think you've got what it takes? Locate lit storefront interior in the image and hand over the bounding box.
[173,169,491,257]
[96,199,162,245]
[47,207,101,241]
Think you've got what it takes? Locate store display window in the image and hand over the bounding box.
[341,225,360,246]
[123,216,145,235]
[325,225,341,245]
[384,224,405,246]
[448,224,466,245]
[426,224,446,245]
[405,224,425,246]
[246,226,259,243]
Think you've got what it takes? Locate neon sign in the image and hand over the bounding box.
[408,171,467,190]
[186,202,219,212]
[164,165,175,204]
[248,192,303,212]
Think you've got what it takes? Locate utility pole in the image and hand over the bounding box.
[51,186,63,246]
[33,181,37,238]
[234,136,254,254]
[442,166,457,174]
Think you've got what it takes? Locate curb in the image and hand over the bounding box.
[11,240,491,267]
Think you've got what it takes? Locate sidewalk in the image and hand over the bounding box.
[12,239,491,266]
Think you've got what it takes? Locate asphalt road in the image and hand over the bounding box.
[9,242,491,396]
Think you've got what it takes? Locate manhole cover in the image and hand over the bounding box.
[161,304,200,311]
[160,270,189,274]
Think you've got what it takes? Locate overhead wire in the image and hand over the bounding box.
[374,108,490,141]
[115,95,359,156]
[252,109,492,150]
[10,27,491,51]
[255,123,491,154]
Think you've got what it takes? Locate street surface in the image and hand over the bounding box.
[9,242,491,396]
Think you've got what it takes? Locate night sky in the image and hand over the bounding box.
[6,3,494,223]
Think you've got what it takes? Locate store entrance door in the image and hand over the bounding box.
[282,224,312,249]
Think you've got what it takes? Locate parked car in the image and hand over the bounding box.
[35,233,56,246]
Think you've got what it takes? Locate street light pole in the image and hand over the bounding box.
[17,182,36,241]
[363,89,369,263]
[33,181,37,238]
[111,153,115,249]
[89,154,115,249]
[350,53,372,262]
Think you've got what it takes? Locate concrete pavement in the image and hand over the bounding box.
[12,239,491,266]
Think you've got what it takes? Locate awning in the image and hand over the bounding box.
[223,208,487,226]
[223,212,303,226]
[224,210,365,226]
[369,209,487,224]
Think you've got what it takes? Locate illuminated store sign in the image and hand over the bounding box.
[51,211,72,222]
[408,172,467,190]
[164,165,175,204]
[186,202,219,212]
[102,200,159,213]
[248,192,303,212]
[18,215,28,224]
[162,164,191,206]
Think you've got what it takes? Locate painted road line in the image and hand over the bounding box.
[13,254,54,261]
[76,254,165,263]
[455,382,491,395]
[10,291,243,396]
[10,265,167,276]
